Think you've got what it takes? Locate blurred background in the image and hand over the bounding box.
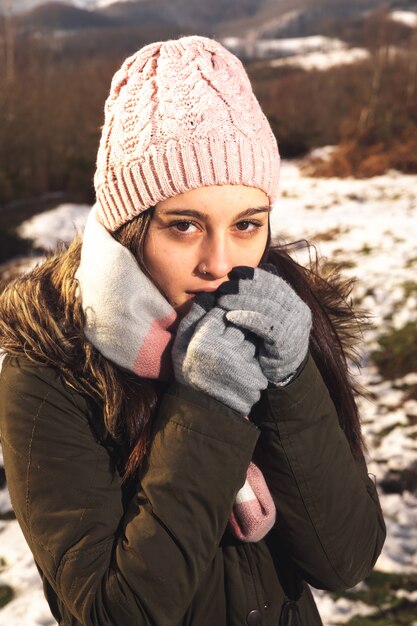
[1,1,417,624]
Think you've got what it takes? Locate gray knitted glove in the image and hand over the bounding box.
[217,265,312,386]
[172,294,268,416]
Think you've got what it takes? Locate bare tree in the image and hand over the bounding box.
[406,32,417,105]
[2,0,15,82]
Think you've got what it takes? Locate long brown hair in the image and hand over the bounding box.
[0,211,366,482]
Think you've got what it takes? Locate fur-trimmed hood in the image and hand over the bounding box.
[0,236,95,395]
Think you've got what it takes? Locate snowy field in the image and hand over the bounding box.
[221,34,371,70]
[1,159,417,624]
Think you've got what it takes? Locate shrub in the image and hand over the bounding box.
[0,584,14,609]
[0,229,32,264]
[371,322,417,380]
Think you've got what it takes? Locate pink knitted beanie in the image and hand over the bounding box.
[94,35,280,231]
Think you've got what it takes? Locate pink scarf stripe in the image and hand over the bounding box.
[133,313,177,380]
[228,462,276,542]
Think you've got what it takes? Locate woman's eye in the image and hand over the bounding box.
[171,221,198,233]
[235,220,261,232]
[168,219,263,235]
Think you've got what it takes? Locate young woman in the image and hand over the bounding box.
[0,35,385,626]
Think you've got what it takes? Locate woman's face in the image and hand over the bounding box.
[143,184,270,317]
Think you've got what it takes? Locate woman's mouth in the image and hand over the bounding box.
[186,287,221,295]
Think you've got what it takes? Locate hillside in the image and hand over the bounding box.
[215,0,384,39]
[8,0,394,38]
[15,1,117,31]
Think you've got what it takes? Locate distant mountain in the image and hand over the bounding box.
[5,0,393,17]
[8,0,266,35]
[215,0,390,39]
[5,0,387,22]
[6,0,270,38]
[6,0,410,41]
[15,1,117,31]
[97,0,264,32]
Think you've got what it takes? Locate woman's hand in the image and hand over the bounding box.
[216,265,312,386]
[172,294,268,416]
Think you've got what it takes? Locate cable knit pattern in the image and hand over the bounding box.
[94,36,280,231]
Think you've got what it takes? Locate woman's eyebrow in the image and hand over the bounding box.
[159,206,271,219]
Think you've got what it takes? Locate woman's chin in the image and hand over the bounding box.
[174,296,196,319]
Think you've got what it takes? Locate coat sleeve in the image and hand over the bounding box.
[252,352,386,592]
[0,355,259,626]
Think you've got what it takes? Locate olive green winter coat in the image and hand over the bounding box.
[0,351,385,626]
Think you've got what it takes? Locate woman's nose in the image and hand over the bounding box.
[198,237,233,279]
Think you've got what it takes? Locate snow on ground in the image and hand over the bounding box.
[268,46,370,71]
[9,0,108,13]
[222,36,370,69]
[390,10,417,28]
[271,161,417,620]
[271,163,417,347]
[228,35,347,58]
[1,161,417,624]
[0,522,56,626]
[271,161,417,586]
[16,203,91,251]
[0,483,11,515]
[312,589,377,625]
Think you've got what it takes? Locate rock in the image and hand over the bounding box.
[380,464,417,495]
